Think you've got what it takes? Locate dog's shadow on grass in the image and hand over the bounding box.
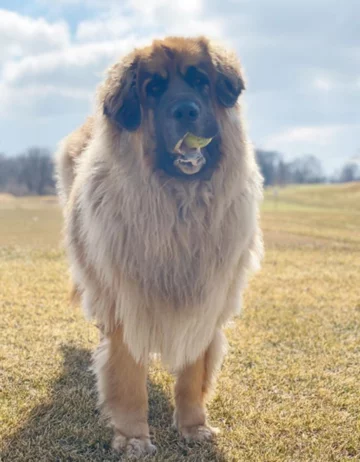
[2,345,227,461]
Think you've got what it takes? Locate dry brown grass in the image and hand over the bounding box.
[1,184,359,461]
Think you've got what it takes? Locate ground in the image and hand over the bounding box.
[1,184,359,461]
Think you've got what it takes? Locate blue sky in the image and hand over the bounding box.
[0,0,359,174]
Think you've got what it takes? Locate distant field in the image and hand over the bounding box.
[1,184,359,461]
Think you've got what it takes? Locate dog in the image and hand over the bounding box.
[55,36,263,458]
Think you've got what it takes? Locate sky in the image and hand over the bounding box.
[0,0,359,174]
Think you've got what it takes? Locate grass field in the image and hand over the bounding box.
[1,184,360,461]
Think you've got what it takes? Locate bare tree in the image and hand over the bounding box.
[277,160,291,186]
[0,153,24,194]
[289,155,325,184]
[255,151,326,186]
[0,148,55,195]
[255,150,282,186]
[339,163,360,183]
[0,153,7,189]
[18,148,55,195]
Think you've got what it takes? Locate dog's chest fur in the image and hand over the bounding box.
[77,155,255,309]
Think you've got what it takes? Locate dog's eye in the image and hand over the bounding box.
[193,74,209,87]
[146,77,167,98]
[186,67,210,90]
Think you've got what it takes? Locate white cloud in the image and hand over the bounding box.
[131,0,203,15]
[313,77,333,92]
[311,74,360,94]
[0,9,70,60]
[0,36,155,118]
[76,16,134,42]
[266,126,343,146]
[0,0,359,173]
[2,39,140,88]
[46,0,204,14]
[75,0,220,43]
[0,1,222,118]
[37,0,118,5]
[0,82,91,119]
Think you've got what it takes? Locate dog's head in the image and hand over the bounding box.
[101,37,245,180]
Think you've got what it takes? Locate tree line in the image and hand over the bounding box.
[256,150,360,186]
[0,148,55,196]
[0,147,359,196]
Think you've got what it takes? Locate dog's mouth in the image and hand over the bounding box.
[171,133,213,175]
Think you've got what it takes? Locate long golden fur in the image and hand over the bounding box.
[56,36,263,457]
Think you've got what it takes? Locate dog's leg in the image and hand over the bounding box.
[173,329,226,441]
[93,326,156,458]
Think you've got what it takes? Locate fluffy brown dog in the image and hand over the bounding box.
[55,36,263,457]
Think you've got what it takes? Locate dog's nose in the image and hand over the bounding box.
[170,100,200,123]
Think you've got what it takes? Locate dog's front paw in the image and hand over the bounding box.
[112,433,156,458]
[179,424,220,442]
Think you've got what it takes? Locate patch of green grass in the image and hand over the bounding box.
[1,185,360,461]
[264,182,360,211]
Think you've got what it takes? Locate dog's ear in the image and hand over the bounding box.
[210,44,245,108]
[103,55,141,131]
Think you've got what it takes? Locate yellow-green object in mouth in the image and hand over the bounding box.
[183,133,213,149]
[174,133,213,153]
